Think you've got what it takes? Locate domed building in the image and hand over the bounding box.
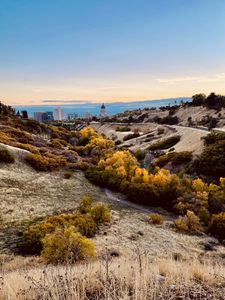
[100,103,107,118]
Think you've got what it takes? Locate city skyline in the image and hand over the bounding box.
[1,0,225,105]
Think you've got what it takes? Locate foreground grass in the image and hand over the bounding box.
[1,255,225,299]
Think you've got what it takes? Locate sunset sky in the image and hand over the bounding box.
[1,0,225,106]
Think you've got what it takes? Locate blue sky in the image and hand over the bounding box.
[0,0,225,105]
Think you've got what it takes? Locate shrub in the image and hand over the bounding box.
[20,222,56,255]
[115,140,122,145]
[0,148,15,163]
[26,153,66,171]
[50,138,68,149]
[208,212,225,240]
[174,211,202,233]
[0,131,15,144]
[116,126,131,132]
[74,160,92,171]
[174,216,189,232]
[203,133,225,146]
[20,197,111,255]
[148,213,164,225]
[41,226,96,264]
[158,115,179,125]
[78,196,93,214]
[20,213,97,255]
[14,143,40,154]
[153,151,193,167]
[64,172,73,179]
[90,203,111,225]
[46,213,97,237]
[157,127,165,135]
[169,151,192,164]
[62,150,78,163]
[78,136,90,146]
[123,133,140,141]
[199,138,225,178]
[152,154,170,168]
[149,136,181,150]
[134,150,145,161]
[200,115,218,129]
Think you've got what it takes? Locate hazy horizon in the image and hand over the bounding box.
[15,97,191,117]
[1,0,225,105]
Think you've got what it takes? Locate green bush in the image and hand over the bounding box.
[115,140,122,146]
[199,139,225,178]
[208,212,225,240]
[123,133,140,141]
[149,136,181,151]
[158,115,179,125]
[169,151,192,164]
[0,148,15,163]
[134,150,145,161]
[115,126,131,132]
[41,226,96,264]
[203,133,225,146]
[152,154,170,168]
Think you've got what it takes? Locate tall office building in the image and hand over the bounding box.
[42,111,54,122]
[53,107,64,121]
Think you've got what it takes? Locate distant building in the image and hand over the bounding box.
[16,111,21,117]
[68,113,78,120]
[84,112,92,120]
[53,107,64,121]
[34,111,53,122]
[42,111,54,122]
[100,103,107,118]
[21,110,28,119]
[34,112,45,122]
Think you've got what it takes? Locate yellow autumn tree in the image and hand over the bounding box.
[80,127,97,139]
[98,150,138,180]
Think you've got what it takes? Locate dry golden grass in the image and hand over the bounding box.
[0,255,225,299]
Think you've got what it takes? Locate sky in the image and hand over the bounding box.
[1,0,225,106]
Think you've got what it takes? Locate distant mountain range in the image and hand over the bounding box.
[16,97,191,118]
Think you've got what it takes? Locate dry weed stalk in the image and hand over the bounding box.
[0,253,225,300]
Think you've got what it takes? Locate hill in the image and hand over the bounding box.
[1,100,225,299]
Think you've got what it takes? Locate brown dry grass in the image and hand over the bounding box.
[0,255,225,299]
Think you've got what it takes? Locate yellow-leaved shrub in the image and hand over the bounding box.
[41,226,96,264]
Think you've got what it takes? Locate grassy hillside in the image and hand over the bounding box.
[1,101,225,299]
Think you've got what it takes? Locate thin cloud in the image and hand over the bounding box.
[157,73,225,84]
[42,100,92,104]
[98,86,122,91]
